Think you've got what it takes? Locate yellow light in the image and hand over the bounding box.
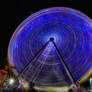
[23,81,30,89]
[9,78,15,85]
[79,69,92,83]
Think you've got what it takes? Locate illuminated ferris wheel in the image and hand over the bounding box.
[8,7,92,89]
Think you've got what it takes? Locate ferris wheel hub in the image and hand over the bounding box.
[50,37,54,41]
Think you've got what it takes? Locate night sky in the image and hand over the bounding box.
[0,0,91,87]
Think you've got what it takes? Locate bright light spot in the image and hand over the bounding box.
[9,78,15,85]
[23,81,29,89]
[90,77,92,86]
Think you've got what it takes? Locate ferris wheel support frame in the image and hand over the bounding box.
[8,38,78,89]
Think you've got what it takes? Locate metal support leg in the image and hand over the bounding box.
[52,40,78,87]
[16,41,50,80]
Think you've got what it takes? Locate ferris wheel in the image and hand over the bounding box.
[7,7,92,90]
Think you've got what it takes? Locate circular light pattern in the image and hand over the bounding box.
[8,7,92,87]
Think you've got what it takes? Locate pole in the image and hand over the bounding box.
[51,40,78,87]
